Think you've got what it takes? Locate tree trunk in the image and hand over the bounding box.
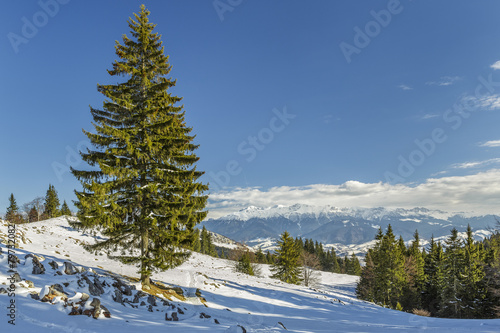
[140,226,150,288]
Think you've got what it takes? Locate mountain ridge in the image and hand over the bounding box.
[202,204,499,254]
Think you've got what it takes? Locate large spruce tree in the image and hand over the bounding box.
[72,5,208,288]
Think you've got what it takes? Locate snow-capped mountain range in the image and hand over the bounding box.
[201,204,499,255]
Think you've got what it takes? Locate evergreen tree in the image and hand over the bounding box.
[359,225,406,309]
[235,251,255,276]
[403,230,426,310]
[295,237,304,253]
[5,193,23,223]
[346,253,362,276]
[191,228,201,252]
[60,200,72,216]
[398,236,407,256]
[460,225,489,318]
[43,184,61,219]
[266,250,274,264]
[378,225,406,308]
[439,228,464,318]
[305,238,315,254]
[71,5,208,288]
[322,249,340,273]
[483,230,500,318]
[357,250,376,302]
[422,237,445,316]
[200,226,217,256]
[255,246,266,263]
[271,231,302,284]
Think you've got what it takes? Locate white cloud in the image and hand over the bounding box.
[426,76,462,86]
[460,94,500,111]
[399,84,413,91]
[421,113,439,120]
[491,60,500,70]
[477,95,500,110]
[451,158,500,169]
[207,170,500,218]
[480,140,500,148]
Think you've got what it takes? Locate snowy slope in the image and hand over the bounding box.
[1,217,500,332]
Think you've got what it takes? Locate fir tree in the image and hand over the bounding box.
[483,230,500,318]
[346,253,362,276]
[200,226,217,256]
[71,5,208,288]
[5,193,23,223]
[439,228,464,318]
[255,246,266,263]
[271,231,302,284]
[235,251,255,276]
[330,250,341,273]
[295,237,304,253]
[60,200,72,216]
[422,237,445,316]
[357,250,376,302]
[43,184,61,219]
[378,225,406,308]
[460,225,489,318]
[358,225,407,309]
[403,230,426,310]
[266,251,274,264]
[191,228,201,252]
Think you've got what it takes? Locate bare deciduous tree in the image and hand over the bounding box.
[301,252,321,287]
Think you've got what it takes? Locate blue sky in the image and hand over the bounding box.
[2,0,500,217]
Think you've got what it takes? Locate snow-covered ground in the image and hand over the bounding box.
[1,217,499,332]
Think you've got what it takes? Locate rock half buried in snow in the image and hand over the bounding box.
[31,257,45,275]
[64,261,78,275]
[79,275,105,296]
[225,325,247,333]
[48,260,59,270]
[165,312,179,321]
[41,284,68,303]
[11,272,22,283]
[112,278,133,296]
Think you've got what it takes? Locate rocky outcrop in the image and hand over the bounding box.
[5,255,219,324]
